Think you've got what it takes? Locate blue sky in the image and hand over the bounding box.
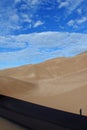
[0,0,87,69]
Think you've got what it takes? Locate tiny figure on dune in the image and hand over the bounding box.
[80,108,82,115]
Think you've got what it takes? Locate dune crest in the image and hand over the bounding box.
[0,52,87,115]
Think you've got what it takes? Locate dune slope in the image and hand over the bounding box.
[0,52,87,115]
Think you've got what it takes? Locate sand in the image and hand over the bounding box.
[0,117,26,130]
[0,52,87,128]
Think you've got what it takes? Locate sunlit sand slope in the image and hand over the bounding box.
[0,52,87,115]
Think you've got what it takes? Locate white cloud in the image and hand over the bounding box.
[59,0,84,15]
[58,2,69,9]
[67,20,75,26]
[0,31,87,69]
[67,19,78,28]
[76,17,87,24]
[22,14,32,23]
[70,0,84,15]
[33,20,44,28]
[0,1,21,34]
[0,0,85,35]
[67,16,87,28]
[0,36,26,48]
[9,25,22,30]
[0,0,41,34]
[57,0,84,17]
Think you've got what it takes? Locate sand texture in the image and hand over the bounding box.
[0,52,87,116]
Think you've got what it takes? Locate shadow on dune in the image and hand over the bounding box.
[0,95,87,130]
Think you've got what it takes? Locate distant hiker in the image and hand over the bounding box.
[80,108,82,115]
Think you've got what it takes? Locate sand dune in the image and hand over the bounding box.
[0,52,87,79]
[0,76,37,98]
[0,52,87,116]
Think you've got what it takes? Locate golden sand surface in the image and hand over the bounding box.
[0,52,87,128]
[0,52,87,114]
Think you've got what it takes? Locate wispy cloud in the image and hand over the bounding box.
[0,0,41,35]
[67,20,75,26]
[67,0,84,15]
[58,0,84,15]
[0,31,87,69]
[0,0,86,35]
[67,16,87,28]
[76,17,87,24]
[21,14,32,23]
[33,20,44,28]
[58,1,69,9]
[0,0,27,35]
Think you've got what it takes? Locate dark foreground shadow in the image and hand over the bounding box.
[0,95,87,130]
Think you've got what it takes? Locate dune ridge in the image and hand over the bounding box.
[0,52,87,115]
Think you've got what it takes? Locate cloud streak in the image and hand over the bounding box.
[0,31,87,69]
[33,20,44,28]
[67,16,87,28]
